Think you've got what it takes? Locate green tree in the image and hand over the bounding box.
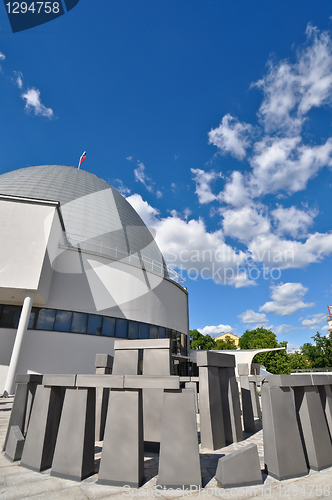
[189,329,216,350]
[213,335,237,350]
[301,332,332,368]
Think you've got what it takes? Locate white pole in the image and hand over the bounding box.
[3,291,34,396]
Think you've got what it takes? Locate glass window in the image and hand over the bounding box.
[71,312,88,333]
[28,308,39,329]
[159,327,166,339]
[128,321,139,339]
[115,319,128,338]
[87,315,102,335]
[54,310,72,332]
[139,323,149,339]
[181,333,187,356]
[0,305,21,329]
[165,329,172,339]
[36,309,56,330]
[171,330,177,354]
[150,325,158,339]
[101,317,115,337]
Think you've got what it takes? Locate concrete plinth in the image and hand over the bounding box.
[157,389,201,489]
[98,389,144,488]
[20,385,63,472]
[112,350,139,375]
[199,366,225,450]
[185,382,198,413]
[95,366,112,442]
[4,426,25,462]
[294,386,332,471]
[51,388,95,481]
[262,381,308,480]
[143,349,171,376]
[219,368,243,444]
[240,376,256,433]
[215,443,262,488]
[142,388,163,446]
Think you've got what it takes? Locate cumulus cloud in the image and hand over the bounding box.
[134,162,153,192]
[0,52,5,60]
[14,71,23,89]
[219,171,251,207]
[273,324,296,335]
[238,309,268,325]
[221,205,270,243]
[198,324,237,336]
[208,114,254,160]
[191,168,220,204]
[114,179,130,196]
[126,193,160,228]
[260,282,315,316]
[21,88,53,118]
[272,205,318,239]
[300,312,327,329]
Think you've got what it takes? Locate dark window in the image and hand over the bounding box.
[115,319,128,338]
[0,305,21,329]
[159,327,166,339]
[165,329,172,339]
[28,308,39,329]
[71,312,88,333]
[101,317,115,337]
[181,333,187,356]
[139,323,149,339]
[128,321,139,339]
[150,325,158,339]
[87,315,102,335]
[36,309,56,330]
[172,330,177,354]
[54,310,72,332]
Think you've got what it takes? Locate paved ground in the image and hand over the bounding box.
[1,398,332,499]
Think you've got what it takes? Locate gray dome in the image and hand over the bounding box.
[0,165,168,277]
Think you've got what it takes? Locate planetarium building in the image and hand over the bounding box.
[0,165,189,394]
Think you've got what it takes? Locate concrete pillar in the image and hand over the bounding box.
[3,291,34,396]
[95,354,113,442]
[249,380,262,419]
[219,367,243,444]
[238,365,255,433]
[199,366,225,450]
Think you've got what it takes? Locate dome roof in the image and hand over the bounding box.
[0,165,168,277]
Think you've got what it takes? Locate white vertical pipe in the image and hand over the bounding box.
[3,291,34,396]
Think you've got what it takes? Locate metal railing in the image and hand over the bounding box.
[60,232,185,288]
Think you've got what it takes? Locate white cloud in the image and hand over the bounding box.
[322,325,330,332]
[238,309,268,324]
[126,156,133,161]
[114,179,130,196]
[127,194,253,287]
[134,162,153,192]
[208,114,254,160]
[156,190,162,199]
[221,205,270,243]
[300,312,327,329]
[191,168,220,204]
[219,171,251,207]
[0,52,5,60]
[272,205,318,239]
[274,324,296,335]
[21,88,53,118]
[198,324,237,336]
[14,71,23,89]
[260,282,315,316]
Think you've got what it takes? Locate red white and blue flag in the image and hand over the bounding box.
[78,151,87,167]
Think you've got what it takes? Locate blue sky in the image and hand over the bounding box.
[1,1,332,349]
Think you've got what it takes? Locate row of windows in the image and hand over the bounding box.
[0,304,188,356]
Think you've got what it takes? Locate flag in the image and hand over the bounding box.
[78,151,86,169]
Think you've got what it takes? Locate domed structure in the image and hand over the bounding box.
[0,165,189,394]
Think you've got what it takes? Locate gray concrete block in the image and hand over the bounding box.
[219,368,243,444]
[199,366,225,450]
[185,382,198,413]
[42,374,76,387]
[124,375,180,389]
[319,384,332,439]
[157,389,201,489]
[112,350,139,375]
[143,388,164,444]
[250,364,260,375]
[21,385,63,472]
[238,364,249,376]
[5,426,25,462]
[180,377,191,383]
[249,380,261,419]
[95,354,113,369]
[76,374,124,388]
[98,389,144,487]
[215,444,262,488]
[15,374,43,384]
[143,349,171,376]
[51,388,95,481]
[240,376,255,433]
[114,339,171,350]
[196,351,235,368]
[294,386,332,471]
[266,374,313,387]
[262,381,308,480]
[311,374,330,385]
[95,386,109,441]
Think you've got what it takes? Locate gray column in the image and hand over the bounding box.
[238,365,255,434]
[294,385,332,471]
[199,366,225,450]
[3,291,34,396]
[157,389,201,489]
[51,387,95,481]
[185,381,198,413]
[249,379,262,419]
[261,381,308,480]
[319,383,332,439]
[95,354,113,442]
[20,384,63,472]
[219,367,243,443]
[98,389,144,487]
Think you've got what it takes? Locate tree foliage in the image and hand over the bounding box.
[213,336,237,350]
[189,329,216,350]
[301,332,332,368]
